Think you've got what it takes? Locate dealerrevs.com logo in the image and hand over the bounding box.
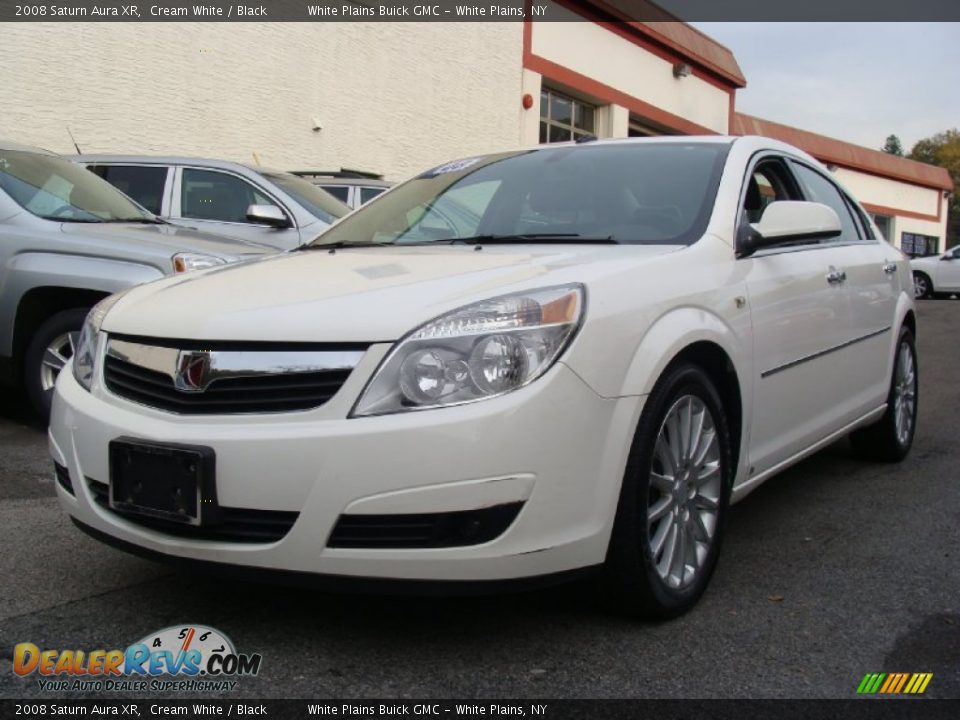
[13,625,262,693]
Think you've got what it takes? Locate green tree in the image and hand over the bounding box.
[882,134,904,156]
[909,129,960,246]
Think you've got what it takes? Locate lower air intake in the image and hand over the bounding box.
[85,478,298,544]
[328,502,524,549]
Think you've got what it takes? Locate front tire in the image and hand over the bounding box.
[24,308,88,423]
[913,272,933,299]
[850,327,918,462]
[602,363,733,619]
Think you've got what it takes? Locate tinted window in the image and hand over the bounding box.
[359,186,385,204]
[845,194,875,240]
[790,162,860,242]
[743,161,800,224]
[263,172,350,223]
[180,169,271,223]
[310,143,730,248]
[89,165,167,215]
[0,149,148,222]
[319,185,350,203]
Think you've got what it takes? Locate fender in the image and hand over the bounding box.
[614,305,754,488]
[618,306,750,399]
[886,291,917,384]
[1,252,164,357]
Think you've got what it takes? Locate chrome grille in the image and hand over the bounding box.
[103,336,365,415]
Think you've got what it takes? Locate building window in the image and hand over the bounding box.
[901,232,939,257]
[539,89,595,144]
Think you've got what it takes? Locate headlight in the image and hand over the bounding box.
[352,284,584,417]
[172,253,226,274]
[73,293,124,391]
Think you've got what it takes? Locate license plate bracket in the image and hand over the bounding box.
[109,438,218,526]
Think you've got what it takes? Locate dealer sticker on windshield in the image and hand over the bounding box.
[419,156,482,178]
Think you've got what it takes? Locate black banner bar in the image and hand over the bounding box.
[2,700,960,720]
[1,0,960,22]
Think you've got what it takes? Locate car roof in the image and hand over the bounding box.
[298,176,393,188]
[0,140,60,155]
[74,154,288,175]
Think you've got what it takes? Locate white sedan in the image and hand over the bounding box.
[50,136,918,618]
[911,245,960,298]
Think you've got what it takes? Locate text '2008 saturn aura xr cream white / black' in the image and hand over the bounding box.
[50,136,918,618]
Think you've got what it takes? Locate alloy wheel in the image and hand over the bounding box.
[647,395,722,590]
[40,331,80,392]
[893,341,917,446]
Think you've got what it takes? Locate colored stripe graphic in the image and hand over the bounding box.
[858,672,932,694]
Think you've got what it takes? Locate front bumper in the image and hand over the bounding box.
[50,345,642,582]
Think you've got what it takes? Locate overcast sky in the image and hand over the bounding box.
[692,23,960,153]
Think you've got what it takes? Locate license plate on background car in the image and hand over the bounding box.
[109,439,216,526]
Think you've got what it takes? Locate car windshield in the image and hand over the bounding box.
[307,142,730,248]
[0,149,151,222]
[263,171,351,224]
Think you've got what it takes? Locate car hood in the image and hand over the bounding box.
[103,244,683,342]
[59,221,276,259]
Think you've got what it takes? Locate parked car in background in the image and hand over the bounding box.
[0,141,274,419]
[51,137,917,618]
[290,169,392,209]
[910,244,960,298]
[77,156,351,250]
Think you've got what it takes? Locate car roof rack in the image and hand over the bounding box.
[291,169,384,180]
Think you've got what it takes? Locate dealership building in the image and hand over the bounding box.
[1,1,952,253]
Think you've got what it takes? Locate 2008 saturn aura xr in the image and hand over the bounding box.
[50,137,918,617]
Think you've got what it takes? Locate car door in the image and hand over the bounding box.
[789,161,900,416]
[171,167,301,249]
[935,245,960,290]
[739,156,856,476]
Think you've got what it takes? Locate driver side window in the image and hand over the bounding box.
[741,158,802,224]
[180,169,271,224]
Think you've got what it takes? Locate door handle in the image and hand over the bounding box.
[883,262,898,275]
[826,267,847,285]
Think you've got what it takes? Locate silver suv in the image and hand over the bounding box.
[290,169,392,209]
[78,156,351,250]
[0,141,275,419]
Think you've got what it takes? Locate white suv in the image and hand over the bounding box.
[50,137,917,618]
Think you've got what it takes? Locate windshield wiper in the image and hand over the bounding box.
[298,233,618,252]
[296,240,395,252]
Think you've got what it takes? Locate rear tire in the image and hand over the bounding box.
[24,308,88,424]
[913,272,933,299]
[850,327,918,463]
[601,363,733,619]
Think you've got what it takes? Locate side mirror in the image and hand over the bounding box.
[246,204,290,229]
[941,254,955,261]
[737,201,842,258]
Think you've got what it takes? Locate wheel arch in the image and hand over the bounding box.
[617,308,749,484]
[662,341,744,480]
[12,286,110,379]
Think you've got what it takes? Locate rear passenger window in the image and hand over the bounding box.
[846,195,876,240]
[88,165,167,215]
[320,185,350,204]
[790,162,861,242]
[360,187,385,204]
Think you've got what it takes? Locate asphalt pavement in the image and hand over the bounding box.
[0,302,957,700]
